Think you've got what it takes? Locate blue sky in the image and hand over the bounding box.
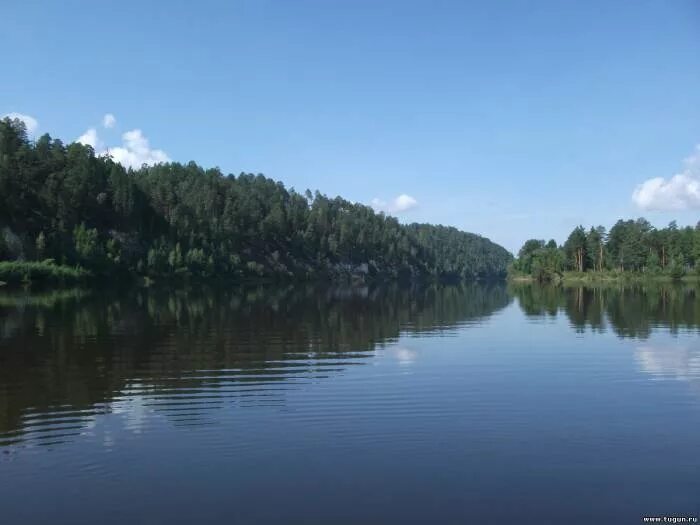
[2,0,699,252]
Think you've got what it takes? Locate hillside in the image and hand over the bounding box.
[0,118,512,283]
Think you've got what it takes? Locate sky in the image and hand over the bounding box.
[1,0,699,252]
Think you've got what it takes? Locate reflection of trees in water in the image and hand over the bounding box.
[509,282,700,338]
[0,282,511,447]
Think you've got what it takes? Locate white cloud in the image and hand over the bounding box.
[102,113,116,128]
[632,144,700,211]
[76,127,103,150]
[371,193,418,214]
[393,194,418,212]
[3,112,39,135]
[106,129,170,170]
[74,116,170,169]
[5,111,169,170]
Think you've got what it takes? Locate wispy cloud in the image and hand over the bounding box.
[632,144,700,211]
[371,193,418,214]
[102,113,116,128]
[2,112,39,135]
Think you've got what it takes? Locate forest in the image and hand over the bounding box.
[511,219,700,282]
[0,118,512,284]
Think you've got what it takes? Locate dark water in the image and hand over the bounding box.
[1,283,699,524]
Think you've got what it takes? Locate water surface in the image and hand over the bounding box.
[1,283,699,524]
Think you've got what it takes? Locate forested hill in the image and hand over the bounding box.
[0,118,512,283]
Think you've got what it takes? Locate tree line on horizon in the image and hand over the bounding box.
[512,218,700,281]
[0,118,512,284]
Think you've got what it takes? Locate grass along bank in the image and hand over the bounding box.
[508,269,700,284]
[0,260,90,286]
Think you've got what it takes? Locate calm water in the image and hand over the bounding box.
[1,283,699,524]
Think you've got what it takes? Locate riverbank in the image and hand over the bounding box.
[0,260,505,289]
[508,271,700,284]
[0,260,90,286]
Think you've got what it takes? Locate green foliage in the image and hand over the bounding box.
[564,226,587,272]
[585,226,606,271]
[693,223,700,273]
[0,260,89,284]
[0,118,512,283]
[645,250,661,274]
[73,223,103,265]
[512,239,544,274]
[510,239,563,282]
[512,218,700,280]
[668,259,685,280]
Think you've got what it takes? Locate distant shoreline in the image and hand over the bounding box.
[0,260,506,289]
[508,271,700,284]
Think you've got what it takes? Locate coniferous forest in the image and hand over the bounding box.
[511,219,700,282]
[0,118,512,284]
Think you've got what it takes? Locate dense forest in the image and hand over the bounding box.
[511,219,700,281]
[0,118,511,284]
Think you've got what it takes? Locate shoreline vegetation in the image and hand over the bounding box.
[0,118,512,287]
[509,270,700,284]
[0,260,89,286]
[509,219,700,284]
